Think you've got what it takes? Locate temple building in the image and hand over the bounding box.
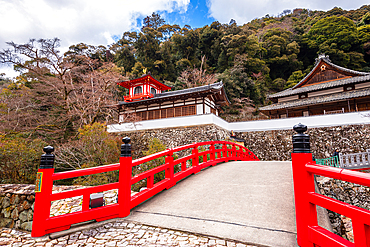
[260,54,370,118]
[114,73,230,123]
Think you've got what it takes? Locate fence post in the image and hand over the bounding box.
[31,146,55,237]
[232,144,237,160]
[222,143,228,160]
[165,150,175,189]
[192,145,200,173]
[291,123,316,247]
[118,137,132,218]
[210,143,215,162]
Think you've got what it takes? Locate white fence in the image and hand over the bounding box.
[339,150,370,169]
[107,111,370,133]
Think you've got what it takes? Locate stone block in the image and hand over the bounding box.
[19,210,28,223]
[10,194,20,205]
[23,200,31,210]
[2,197,10,208]
[27,195,35,202]
[3,207,11,218]
[21,221,33,231]
[0,218,13,228]
[11,207,19,220]
[27,210,33,221]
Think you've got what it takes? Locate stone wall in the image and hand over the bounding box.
[120,124,230,159]
[236,124,370,161]
[0,184,35,231]
[119,124,370,161]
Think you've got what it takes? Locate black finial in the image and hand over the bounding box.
[40,146,55,169]
[121,137,131,157]
[292,123,310,153]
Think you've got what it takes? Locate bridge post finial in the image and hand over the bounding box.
[121,137,131,157]
[292,123,310,153]
[39,146,55,169]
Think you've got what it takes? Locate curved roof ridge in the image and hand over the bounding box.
[292,54,370,90]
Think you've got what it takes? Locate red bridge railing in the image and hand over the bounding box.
[32,139,258,237]
[291,123,370,247]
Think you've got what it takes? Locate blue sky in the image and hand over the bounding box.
[0,0,369,77]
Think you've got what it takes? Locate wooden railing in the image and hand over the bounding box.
[31,139,258,237]
[124,92,154,102]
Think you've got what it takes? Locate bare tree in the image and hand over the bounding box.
[0,38,125,139]
[177,55,218,88]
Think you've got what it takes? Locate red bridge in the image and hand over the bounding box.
[32,140,258,237]
[31,126,370,247]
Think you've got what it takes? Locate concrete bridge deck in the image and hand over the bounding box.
[126,161,299,247]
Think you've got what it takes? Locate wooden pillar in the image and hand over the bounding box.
[347,100,351,112]
[203,97,205,114]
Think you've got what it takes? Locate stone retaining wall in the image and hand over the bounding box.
[121,123,370,161]
[122,125,230,159]
[235,124,370,161]
[0,184,85,232]
[0,184,35,231]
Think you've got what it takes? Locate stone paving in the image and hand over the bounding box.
[0,220,257,247]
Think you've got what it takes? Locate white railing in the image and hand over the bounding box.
[323,108,344,115]
[339,149,370,169]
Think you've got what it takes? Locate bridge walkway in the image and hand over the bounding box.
[126,161,301,247]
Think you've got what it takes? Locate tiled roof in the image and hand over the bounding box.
[292,55,369,90]
[118,81,230,106]
[268,54,370,99]
[268,74,370,99]
[260,87,370,111]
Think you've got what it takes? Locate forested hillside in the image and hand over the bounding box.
[110,6,370,120]
[1,5,370,184]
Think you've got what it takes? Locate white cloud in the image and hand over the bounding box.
[208,0,369,24]
[0,0,189,49]
[0,0,189,77]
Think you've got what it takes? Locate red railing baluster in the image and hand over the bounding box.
[82,193,90,211]
[192,145,200,173]
[165,151,175,189]
[210,143,215,162]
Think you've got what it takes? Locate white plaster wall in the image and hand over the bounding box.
[108,111,370,133]
[197,104,203,114]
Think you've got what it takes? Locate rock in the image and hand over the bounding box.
[14,220,21,229]
[0,218,13,227]
[11,207,19,220]
[3,207,11,218]
[27,209,33,221]
[21,221,33,231]
[10,194,20,204]
[19,210,28,223]
[27,195,35,202]
[2,196,10,208]
[23,200,31,210]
